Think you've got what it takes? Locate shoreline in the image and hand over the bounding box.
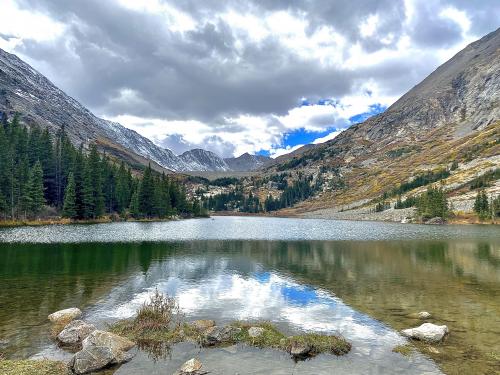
[212,210,499,225]
[0,210,496,228]
[0,215,210,228]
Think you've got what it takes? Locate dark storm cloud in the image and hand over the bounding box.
[8,0,499,156]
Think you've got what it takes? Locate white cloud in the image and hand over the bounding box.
[0,0,66,50]
[359,14,379,38]
[270,144,305,158]
[313,129,344,144]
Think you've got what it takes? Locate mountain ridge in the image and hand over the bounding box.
[0,48,268,173]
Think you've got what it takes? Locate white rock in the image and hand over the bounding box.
[48,308,82,323]
[248,327,264,338]
[401,323,449,343]
[179,358,202,374]
[418,311,432,319]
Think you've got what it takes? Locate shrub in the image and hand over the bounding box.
[135,289,180,331]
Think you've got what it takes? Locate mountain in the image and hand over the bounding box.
[224,153,271,171]
[261,28,499,217]
[179,149,230,171]
[0,48,253,173]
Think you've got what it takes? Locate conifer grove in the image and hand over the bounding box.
[0,114,206,220]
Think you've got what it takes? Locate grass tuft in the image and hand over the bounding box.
[134,288,181,332]
[286,333,352,356]
[232,322,351,356]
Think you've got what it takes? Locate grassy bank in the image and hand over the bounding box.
[0,215,210,228]
[0,360,67,375]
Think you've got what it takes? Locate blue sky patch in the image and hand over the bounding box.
[257,101,387,156]
[349,103,386,124]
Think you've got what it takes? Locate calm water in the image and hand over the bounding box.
[0,217,498,375]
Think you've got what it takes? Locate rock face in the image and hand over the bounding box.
[202,326,241,346]
[57,320,95,346]
[48,308,82,324]
[224,153,271,171]
[248,326,265,338]
[401,323,449,343]
[179,149,230,171]
[70,330,135,374]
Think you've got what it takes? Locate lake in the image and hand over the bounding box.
[0,217,499,374]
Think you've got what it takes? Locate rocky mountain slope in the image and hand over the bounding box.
[0,48,259,173]
[224,153,271,171]
[179,149,231,171]
[261,28,500,217]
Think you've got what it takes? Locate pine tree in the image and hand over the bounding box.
[138,164,154,217]
[129,188,140,218]
[82,159,95,219]
[88,145,104,217]
[28,160,45,216]
[474,190,489,219]
[62,172,77,219]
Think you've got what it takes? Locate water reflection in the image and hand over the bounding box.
[0,234,499,374]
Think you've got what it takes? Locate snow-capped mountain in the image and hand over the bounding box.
[0,48,248,172]
[179,149,231,171]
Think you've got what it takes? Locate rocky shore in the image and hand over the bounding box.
[0,301,453,375]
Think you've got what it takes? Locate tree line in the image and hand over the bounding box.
[0,114,205,220]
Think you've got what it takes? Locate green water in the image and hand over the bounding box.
[0,217,498,374]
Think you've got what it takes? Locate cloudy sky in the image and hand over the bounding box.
[1,0,498,158]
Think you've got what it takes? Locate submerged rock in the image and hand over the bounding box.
[48,308,82,324]
[70,330,135,374]
[418,311,432,319]
[408,311,432,319]
[401,323,449,343]
[57,320,95,346]
[202,326,241,346]
[248,326,264,338]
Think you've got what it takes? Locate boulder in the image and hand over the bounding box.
[289,341,312,358]
[248,326,265,338]
[202,326,241,346]
[175,358,205,374]
[401,323,449,343]
[70,330,135,374]
[190,320,216,332]
[57,320,96,346]
[48,308,82,324]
